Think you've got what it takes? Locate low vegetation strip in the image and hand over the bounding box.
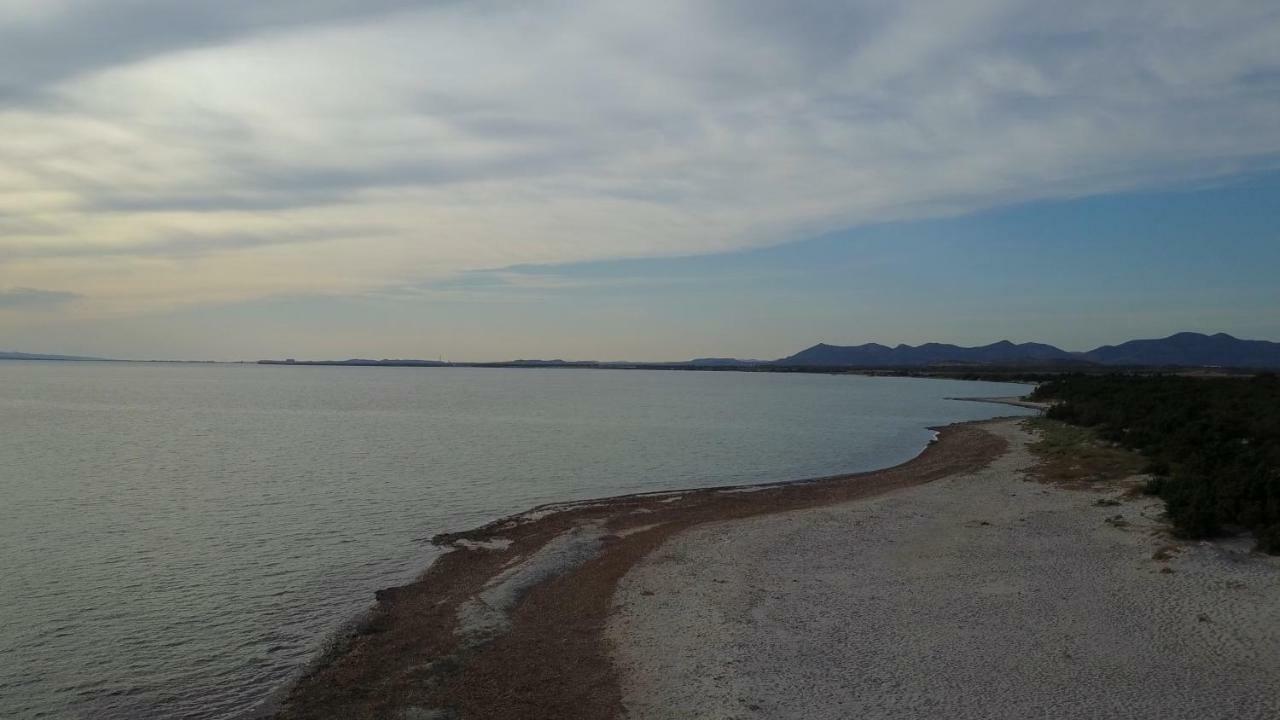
[1024,418,1146,487]
[1030,374,1280,552]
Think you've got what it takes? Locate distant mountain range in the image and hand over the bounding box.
[773,333,1280,369]
[1080,333,1280,367]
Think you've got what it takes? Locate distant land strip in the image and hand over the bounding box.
[6,332,1280,370]
[255,332,1280,371]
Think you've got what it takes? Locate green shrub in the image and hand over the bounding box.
[1032,374,1280,553]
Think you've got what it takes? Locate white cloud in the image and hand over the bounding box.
[1,0,1278,319]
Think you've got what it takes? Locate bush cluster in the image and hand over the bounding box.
[1030,374,1280,553]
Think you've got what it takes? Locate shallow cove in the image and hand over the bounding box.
[0,362,1034,719]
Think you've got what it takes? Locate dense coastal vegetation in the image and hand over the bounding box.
[1031,375,1280,552]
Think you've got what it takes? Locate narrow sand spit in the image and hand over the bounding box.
[273,422,1007,720]
[609,419,1280,719]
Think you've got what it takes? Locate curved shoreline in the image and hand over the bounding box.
[272,416,1019,719]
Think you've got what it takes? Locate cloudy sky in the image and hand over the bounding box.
[2,0,1278,360]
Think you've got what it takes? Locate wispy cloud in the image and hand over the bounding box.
[0,286,81,308]
[4,225,387,260]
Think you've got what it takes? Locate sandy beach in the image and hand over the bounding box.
[274,415,1280,719]
[610,419,1280,719]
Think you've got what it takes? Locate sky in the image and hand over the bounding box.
[1,1,1278,361]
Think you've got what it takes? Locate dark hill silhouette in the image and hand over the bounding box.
[777,340,1080,367]
[1082,332,1280,368]
[776,333,1280,369]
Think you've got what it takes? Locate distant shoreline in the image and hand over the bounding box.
[12,330,1280,372]
[9,355,1262,384]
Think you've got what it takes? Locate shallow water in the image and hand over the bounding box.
[0,362,1034,719]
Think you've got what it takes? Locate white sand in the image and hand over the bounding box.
[609,420,1280,719]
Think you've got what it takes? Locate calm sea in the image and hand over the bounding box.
[0,361,1034,719]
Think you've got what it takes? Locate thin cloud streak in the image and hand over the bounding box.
[3,225,389,260]
[0,286,81,308]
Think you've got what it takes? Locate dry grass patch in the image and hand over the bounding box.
[1024,418,1147,489]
